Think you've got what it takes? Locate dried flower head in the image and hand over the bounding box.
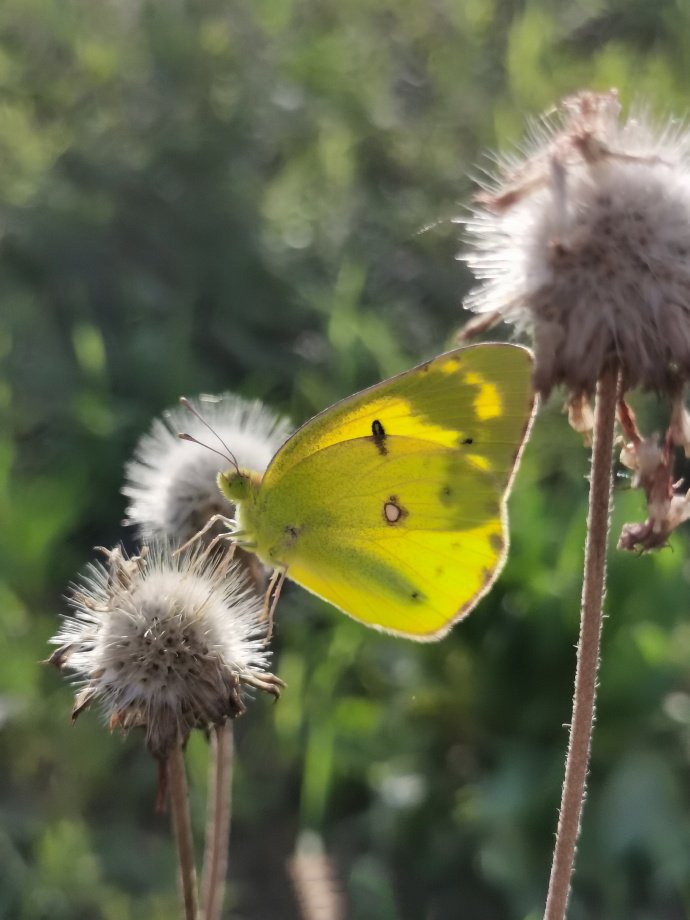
[123,394,292,546]
[462,90,690,397]
[49,544,283,759]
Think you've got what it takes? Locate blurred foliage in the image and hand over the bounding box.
[2,0,690,918]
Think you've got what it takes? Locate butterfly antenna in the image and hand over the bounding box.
[177,432,237,466]
[178,397,240,471]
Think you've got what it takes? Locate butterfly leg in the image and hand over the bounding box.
[199,531,237,568]
[174,513,236,556]
[263,568,287,639]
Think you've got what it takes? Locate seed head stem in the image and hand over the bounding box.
[168,745,200,920]
[202,722,234,920]
[544,366,618,920]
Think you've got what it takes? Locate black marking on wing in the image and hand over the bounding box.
[284,524,302,546]
[371,418,388,455]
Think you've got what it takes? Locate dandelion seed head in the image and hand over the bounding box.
[462,90,690,395]
[50,544,282,757]
[123,395,292,544]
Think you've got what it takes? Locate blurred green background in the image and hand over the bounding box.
[3,0,690,917]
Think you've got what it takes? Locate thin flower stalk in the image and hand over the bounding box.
[544,367,618,920]
[289,832,346,920]
[200,540,267,920]
[202,722,234,920]
[168,744,200,920]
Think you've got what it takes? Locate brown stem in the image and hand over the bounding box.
[202,722,234,920]
[289,832,346,920]
[168,745,199,920]
[543,367,618,920]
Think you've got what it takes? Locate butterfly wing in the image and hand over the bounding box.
[262,343,534,496]
[252,344,535,639]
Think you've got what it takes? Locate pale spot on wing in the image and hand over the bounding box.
[437,356,462,375]
[465,371,502,421]
[466,453,492,472]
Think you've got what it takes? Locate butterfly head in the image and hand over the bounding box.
[217,467,262,505]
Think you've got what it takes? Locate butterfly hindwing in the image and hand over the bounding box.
[257,435,511,638]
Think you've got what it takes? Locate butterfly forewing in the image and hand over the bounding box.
[261,343,534,496]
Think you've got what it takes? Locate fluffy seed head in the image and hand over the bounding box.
[123,394,292,545]
[462,90,690,396]
[49,544,282,758]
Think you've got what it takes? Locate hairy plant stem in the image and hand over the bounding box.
[544,367,619,920]
[202,722,234,920]
[168,745,199,920]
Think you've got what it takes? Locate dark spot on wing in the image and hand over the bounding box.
[371,418,387,455]
[461,436,474,445]
[440,485,453,505]
[410,590,425,602]
[489,532,504,553]
[285,524,302,547]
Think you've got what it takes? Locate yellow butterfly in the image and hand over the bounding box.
[218,344,535,641]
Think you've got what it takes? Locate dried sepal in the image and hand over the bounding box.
[616,399,690,551]
[567,393,594,442]
[668,394,690,458]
